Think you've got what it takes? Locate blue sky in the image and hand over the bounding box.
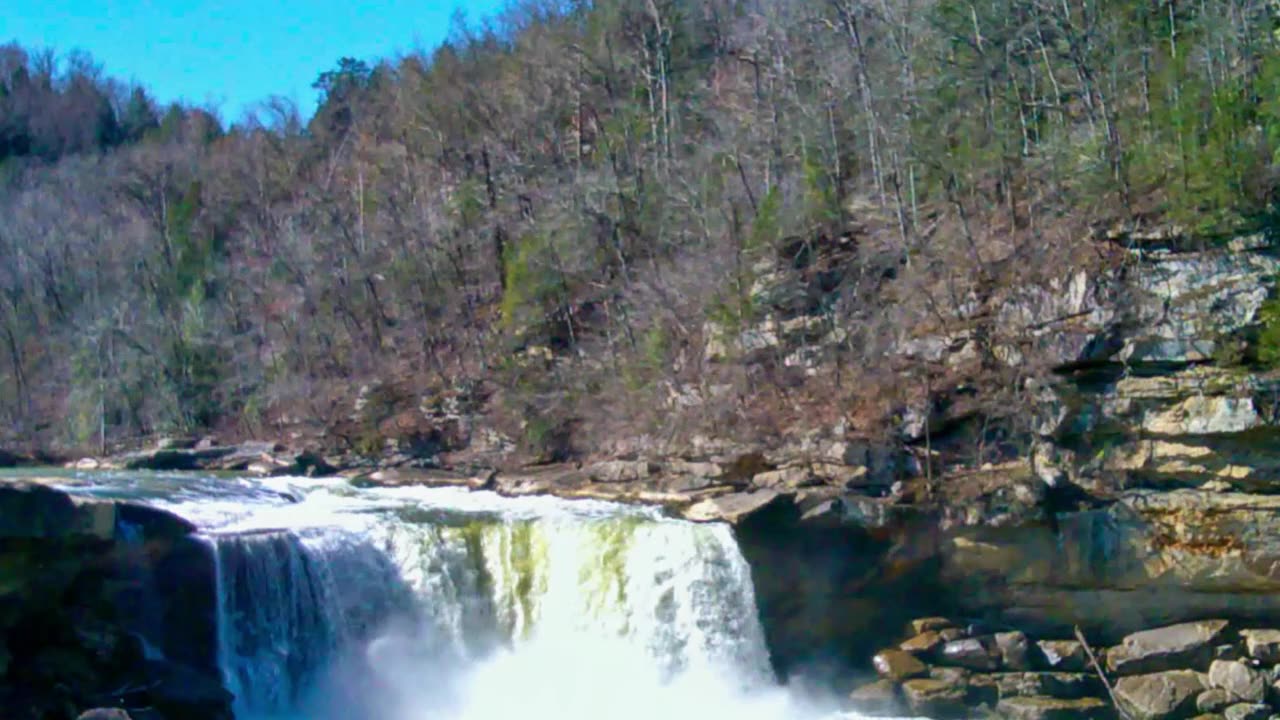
[1,0,509,122]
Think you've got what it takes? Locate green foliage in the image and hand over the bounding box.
[500,234,564,335]
[1256,283,1280,368]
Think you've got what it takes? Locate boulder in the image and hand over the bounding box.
[989,672,1103,700]
[1039,640,1089,672]
[901,678,971,718]
[1114,670,1209,720]
[998,631,1034,671]
[1208,661,1266,703]
[995,696,1112,720]
[1240,630,1280,664]
[940,636,1001,671]
[912,617,956,635]
[848,679,903,716]
[76,711,132,720]
[1196,689,1231,714]
[901,631,944,656]
[873,648,929,681]
[1109,621,1229,676]
[1222,704,1270,720]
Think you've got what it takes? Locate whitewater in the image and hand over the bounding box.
[53,471,865,720]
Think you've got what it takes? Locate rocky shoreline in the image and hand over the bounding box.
[854,616,1280,720]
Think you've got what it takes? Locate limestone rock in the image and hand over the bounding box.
[1039,641,1089,672]
[989,672,1103,700]
[753,466,817,489]
[1114,670,1208,720]
[874,648,929,681]
[849,679,903,716]
[1197,689,1231,714]
[1223,704,1270,720]
[995,696,1112,720]
[1208,661,1266,703]
[998,631,1034,671]
[1240,630,1280,664]
[682,489,782,524]
[586,460,657,483]
[1109,621,1229,676]
[901,631,944,656]
[940,636,1001,671]
[901,678,971,718]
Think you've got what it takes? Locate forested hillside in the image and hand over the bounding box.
[3,0,1280,463]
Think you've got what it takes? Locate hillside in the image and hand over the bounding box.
[2,0,1280,475]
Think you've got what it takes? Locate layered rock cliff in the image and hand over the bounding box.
[0,483,228,720]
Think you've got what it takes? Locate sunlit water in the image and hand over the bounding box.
[9,469,877,720]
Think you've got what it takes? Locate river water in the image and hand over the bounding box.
[23,470,865,720]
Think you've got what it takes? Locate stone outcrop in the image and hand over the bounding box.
[0,482,227,720]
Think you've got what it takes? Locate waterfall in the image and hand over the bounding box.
[211,528,414,717]
[208,496,787,720]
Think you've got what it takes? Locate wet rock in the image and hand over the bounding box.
[901,631,944,656]
[1109,621,1229,676]
[1222,704,1270,720]
[940,636,1001,671]
[874,648,929,680]
[1039,641,1089,672]
[143,659,233,720]
[940,628,967,642]
[1114,670,1208,720]
[1208,661,1267,703]
[1241,630,1280,664]
[901,678,971,718]
[76,711,132,720]
[990,672,1103,700]
[1197,689,1231,714]
[995,696,1112,720]
[998,631,1034,671]
[849,679,903,716]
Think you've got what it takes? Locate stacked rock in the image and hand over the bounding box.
[850,619,1280,720]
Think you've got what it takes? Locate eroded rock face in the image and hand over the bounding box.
[0,482,225,720]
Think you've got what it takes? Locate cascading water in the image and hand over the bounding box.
[45,473,856,720]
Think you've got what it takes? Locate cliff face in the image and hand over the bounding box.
[722,233,1280,674]
[0,483,228,720]
[61,233,1280,684]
